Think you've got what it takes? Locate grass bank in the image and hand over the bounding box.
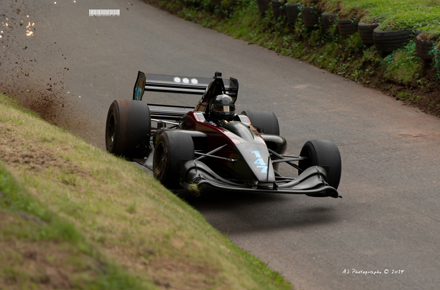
[0,93,291,290]
[311,0,440,33]
[144,0,440,117]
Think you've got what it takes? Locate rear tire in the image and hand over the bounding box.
[105,100,151,159]
[241,110,280,135]
[299,140,342,189]
[153,131,195,188]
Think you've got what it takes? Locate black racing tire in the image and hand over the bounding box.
[105,99,151,159]
[153,131,194,188]
[241,110,280,135]
[299,140,342,189]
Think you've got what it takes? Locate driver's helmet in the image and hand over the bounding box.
[209,94,235,121]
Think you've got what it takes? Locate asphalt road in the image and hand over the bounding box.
[2,1,440,289]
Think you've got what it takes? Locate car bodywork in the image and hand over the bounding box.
[107,71,341,198]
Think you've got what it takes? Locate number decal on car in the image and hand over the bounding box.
[251,151,268,173]
[134,87,142,100]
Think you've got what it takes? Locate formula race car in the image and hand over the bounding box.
[105,71,342,198]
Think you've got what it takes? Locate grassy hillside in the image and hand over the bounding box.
[0,93,291,290]
[311,0,440,33]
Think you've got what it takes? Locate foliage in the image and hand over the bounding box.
[323,0,440,34]
[381,41,424,85]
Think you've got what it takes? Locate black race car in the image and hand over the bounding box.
[105,71,342,198]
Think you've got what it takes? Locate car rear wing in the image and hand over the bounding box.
[133,71,238,101]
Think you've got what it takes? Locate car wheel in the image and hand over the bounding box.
[105,99,151,159]
[299,140,341,189]
[153,131,195,188]
[241,110,280,135]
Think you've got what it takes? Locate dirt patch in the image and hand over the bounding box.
[147,257,220,290]
[99,242,221,290]
[371,79,440,116]
[0,135,58,173]
[344,60,440,117]
[0,63,71,127]
[0,211,97,290]
[0,122,89,180]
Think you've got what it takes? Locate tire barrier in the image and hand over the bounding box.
[271,0,283,20]
[321,13,337,33]
[286,3,300,26]
[358,22,379,45]
[373,28,413,53]
[338,19,357,38]
[302,7,319,29]
[415,34,434,60]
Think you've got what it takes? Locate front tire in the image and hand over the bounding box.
[299,140,342,189]
[105,99,151,159]
[153,131,194,188]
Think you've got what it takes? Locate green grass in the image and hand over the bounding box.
[291,0,440,33]
[318,0,440,34]
[0,163,150,289]
[0,93,291,290]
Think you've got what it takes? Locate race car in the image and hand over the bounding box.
[105,71,342,198]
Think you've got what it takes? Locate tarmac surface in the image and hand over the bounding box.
[1,1,440,289]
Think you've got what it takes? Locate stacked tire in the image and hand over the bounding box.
[302,7,319,29]
[286,3,300,26]
[373,28,413,53]
[271,0,283,19]
[257,0,270,14]
[321,13,336,32]
[338,19,356,38]
[358,22,379,45]
[415,34,434,60]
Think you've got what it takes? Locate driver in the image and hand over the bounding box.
[206,94,235,127]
